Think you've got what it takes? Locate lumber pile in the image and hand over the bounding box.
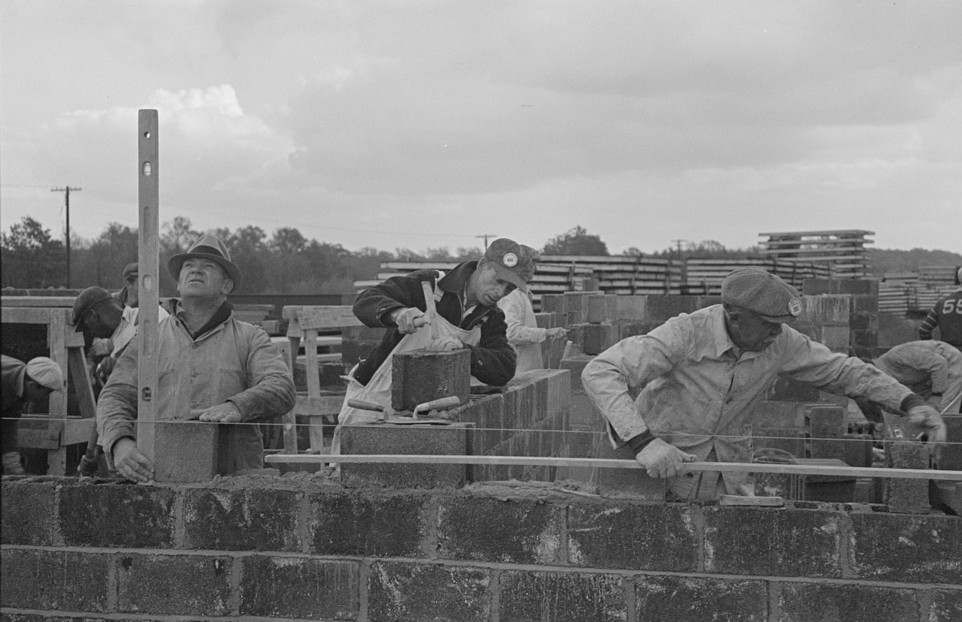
[757,229,873,279]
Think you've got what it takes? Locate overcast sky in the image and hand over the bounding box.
[2,1,960,255]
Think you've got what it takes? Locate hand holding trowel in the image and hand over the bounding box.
[347,395,461,425]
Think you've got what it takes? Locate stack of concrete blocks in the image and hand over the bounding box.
[884,440,932,513]
[803,279,880,358]
[934,415,962,515]
[532,310,566,369]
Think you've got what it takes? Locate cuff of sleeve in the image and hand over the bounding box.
[626,431,656,456]
[900,394,926,412]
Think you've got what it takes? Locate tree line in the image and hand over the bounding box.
[2,217,959,294]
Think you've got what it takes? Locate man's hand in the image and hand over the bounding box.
[635,438,696,478]
[907,404,947,457]
[392,307,429,334]
[112,438,154,483]
[546,327,569,340]
[197,402,242,423]
[427,336,463,352]
[1,451,25,475]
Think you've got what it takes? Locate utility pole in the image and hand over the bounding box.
[51,186,82,288]
[670,239,689,259]
[475,234,498,250]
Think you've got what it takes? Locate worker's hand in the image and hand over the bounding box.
[112,438,154,483]
[197,402,242,423]
[427,336,463,352]
[96,357,116,383]
[635,438,696,478]
[546,327,569,340]
[392,307,429,334]
[1,451,25,475]
[907,404,947,460]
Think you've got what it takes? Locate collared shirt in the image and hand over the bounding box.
[582,305,913,470]
[110,305,171,358]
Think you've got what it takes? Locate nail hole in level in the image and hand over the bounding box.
[143,162,152,176]
[144,131,151,138]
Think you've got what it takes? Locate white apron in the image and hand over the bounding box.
[331,285,482,454]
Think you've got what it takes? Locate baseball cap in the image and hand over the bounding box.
[483,238,537,292]
[71,286,115,331]
[721,267,802,323]
[25,357,64,391]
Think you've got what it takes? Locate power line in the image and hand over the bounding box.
[51,186,81,288]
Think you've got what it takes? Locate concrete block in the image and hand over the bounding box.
[849,512,962,584]
[800,294,851,324]
[645,295,703,323]
[568,503,695,570]
[1,480,58,546]
[612,295,647,321]
[117,553,233,616]
[153,420,219,483]
[569,392,603,427]
[540,294,564,313]
[704,506,843,577]
[805,404,845,438]
[559,355,594,394]
[240,556,359,619]
[391,347,471,412]
[533,311,559,329]
[59,482,176,548]
[498,571,626,622]
[589,440,666,501]
[309,490,428,557]
[754,427,806,458]
[821,325,851,352]
[437,496,565,564]
[778,583,921,622]
[635,576,767,621]
[562,309,582,327]
[586,294,608,323]
[929,590,962,622]
[183,487,301,551]
[0,548,110,612]
[369,561,490,622]
[502,373,538,430]
[563,291,588,315]
[456,392,504,455]
[340,423,472,488]
[543,368,571,419]
[752,400,804,428]
[883,440,931,513]
[843,433,873,467]
[581,322,617,355]
[939,415,962,470]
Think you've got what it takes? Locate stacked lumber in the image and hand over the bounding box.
[758,230,873,279]
[878,267,959,314]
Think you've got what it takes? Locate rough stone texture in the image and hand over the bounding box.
[116,553,233,616]
[704,507,843,577]
[941,414,962,470]
[502,373,538,431]
[59,481,176,548]
[1,479,58,546]
[580,322,617,355]
[0,549,109,612]
[884,440,931,513]
[240,556,359,619]
[391,348,471,412]
[309,490,428,557]
[436,496,565,564]
[848,512,962,584]
[183,487,302,551]
[152,420,219,483]
[498,570,626,622]
[777,583,920,622]
[586,294,608,323]
[567,503,695,571]
[456,391,504,456]
[929,589,962,622]
[368,561,489,622]
[340,423,471,488]
[635,576,768,621]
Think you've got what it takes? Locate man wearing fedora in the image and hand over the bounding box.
[583,267,948,500]
[97,234,295,482]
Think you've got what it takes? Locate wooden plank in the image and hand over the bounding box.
[282,305,362,329]
[0,296,77,308]
[137,109,160,464]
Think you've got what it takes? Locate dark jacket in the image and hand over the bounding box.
[352,261,517,386]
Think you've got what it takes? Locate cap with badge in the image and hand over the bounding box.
[483,238,537,292]
[721,267,802,323]
[24,357,64,392]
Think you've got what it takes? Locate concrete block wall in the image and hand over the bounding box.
[2,476,960,621]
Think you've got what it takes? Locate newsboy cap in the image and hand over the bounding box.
[167,234,241,288]
[483,238,537,292]
[71,286,115,331]
[25,357,64,391]
[122,263,138,281]
[721,267,802,323]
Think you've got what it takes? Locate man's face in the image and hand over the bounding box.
[725,307,784,352]
[124,274,139,306]
[470,262,517,307]
[178,258,233,299]
[82,299,124,338]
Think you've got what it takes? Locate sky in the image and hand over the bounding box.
[2,0,961,256]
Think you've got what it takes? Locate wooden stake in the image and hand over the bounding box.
[136,110,160,463]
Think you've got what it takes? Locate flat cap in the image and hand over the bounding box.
[122,263,138,280]
[721,267,802,323]
[25,357,64,391]
[71,286,114,330]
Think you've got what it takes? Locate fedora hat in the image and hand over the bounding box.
[167,234,241,288]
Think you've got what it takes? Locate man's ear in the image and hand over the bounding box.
[222,278,235,295]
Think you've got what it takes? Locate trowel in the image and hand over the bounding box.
[347,396,461,425]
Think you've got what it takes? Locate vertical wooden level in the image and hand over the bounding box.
[137,110,160,463]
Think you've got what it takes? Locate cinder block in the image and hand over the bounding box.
[753,400,804,428]
[153,420,219,483]
[240,556,359,619]
[635,576,767,621]
[805,404,845,438]
[843,433,873,467]
[183,487,301,551]
[581,322,617,355]
[117,553,233,616]
[59,483,176,548]
[567,503,694,570]
[586,294,608,323]
[929,590,962,622]
[340,423,472,488]
[884,440,931,513]
[437,496,565,564]
[799,295,851,324]
[570,392,603,427]
[849,512,962,584]
[456,392,504,455]
[939,415,962,470]
[533,311,559,329]
[560,355,594,394]
[502,373,539,430]
[562,309,582,327]
[645,296,702,323]
[309,490,428,557]
[0,548,110,612]
[368,561,490,622]
[589,440,666,501]
[778,583,921,622]
[612,295,647,321]
[540,294,564,314]
[391,348,471,412]
[1,480,58,546]
[498,570,626,622]
[563,292,588,315]
[821,325,851,352]
[754,427,806,458]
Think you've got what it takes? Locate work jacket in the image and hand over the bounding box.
[876,340,962,413]
[498,288,549,374]
[352,261,516,387]
[582,304,915,490]
[97,303,295,475]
